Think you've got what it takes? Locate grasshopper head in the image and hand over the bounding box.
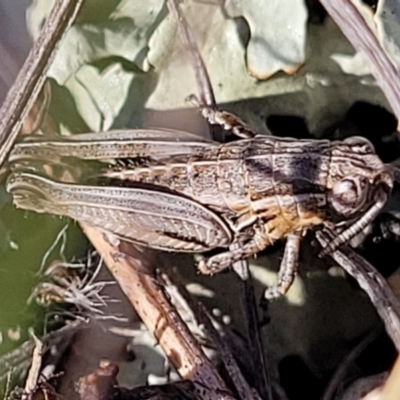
[327,137,393,220]
[318,137,394,257]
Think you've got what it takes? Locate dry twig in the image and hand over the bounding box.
[81,223,235,400]
[21,330,43,400]
[0,0,84,168]
[159,271,262,400]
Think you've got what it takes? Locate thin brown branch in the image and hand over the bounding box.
[159,271,262,400]
[22,330,43,400]
[319,0,400,125]
[0,0,84,168]
[316,230,400,350]
[80,223,235,400]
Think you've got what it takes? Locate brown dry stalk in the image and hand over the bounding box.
[0,0,84,169]
[159,272,262,400]
[80,223,235,400]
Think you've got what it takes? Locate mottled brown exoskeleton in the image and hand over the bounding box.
[6,118,395,298]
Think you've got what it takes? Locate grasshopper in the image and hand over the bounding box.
[6,115,396,298]
[4,1,398,300]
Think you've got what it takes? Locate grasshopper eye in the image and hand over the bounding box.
[330,176,369,216]
[343,136,375,154]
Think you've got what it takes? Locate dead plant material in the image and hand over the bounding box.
[81,223,236,400]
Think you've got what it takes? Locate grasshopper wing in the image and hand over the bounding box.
[9,128,214,164]
[7,172,232,252]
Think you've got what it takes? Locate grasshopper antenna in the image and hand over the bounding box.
[167,1,257,141]
[167,0,228,142]
[166,0,216,108]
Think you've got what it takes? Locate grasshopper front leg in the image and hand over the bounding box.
[263,232,301,301]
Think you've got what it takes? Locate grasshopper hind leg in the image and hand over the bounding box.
[197,229,272,274]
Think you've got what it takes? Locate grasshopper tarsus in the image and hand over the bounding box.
[188,94,256,139]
